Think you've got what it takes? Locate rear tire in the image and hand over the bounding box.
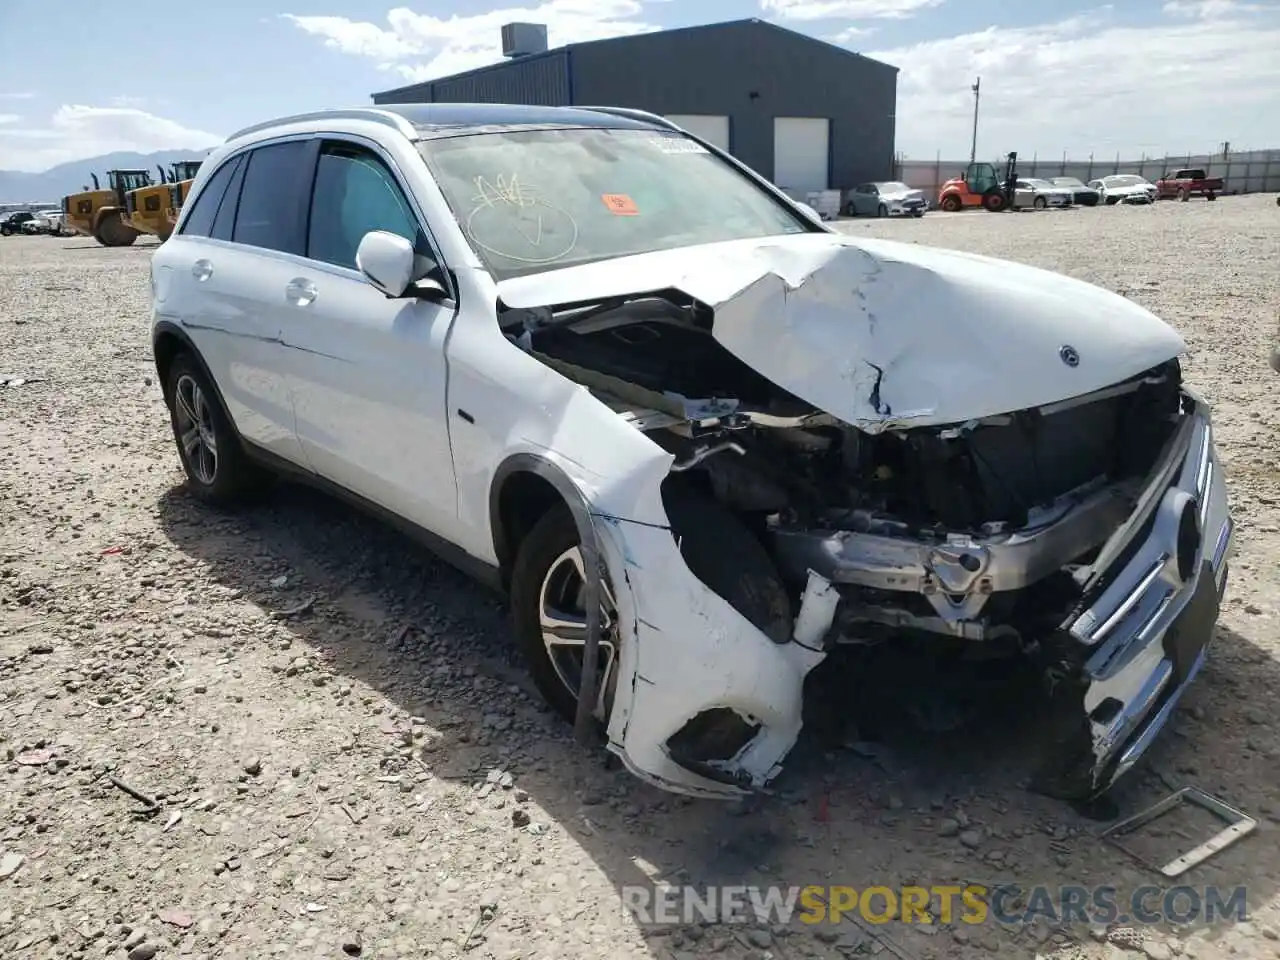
[510,490,792,726]
[1206,192,1217,201]
[982,191,1006,212]
[1178,188,1189,202]
[164,352,267,505]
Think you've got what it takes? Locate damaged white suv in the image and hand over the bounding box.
[150,104,1233,801]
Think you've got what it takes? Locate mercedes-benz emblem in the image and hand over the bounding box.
[1059,345,1080,368]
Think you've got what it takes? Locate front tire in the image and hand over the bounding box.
[1033,196,1047,210]
[510,491,792,727]
[876,203,888,218]
[164,352,265,504]
[939,194,961,212]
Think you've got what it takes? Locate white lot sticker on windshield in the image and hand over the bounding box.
[651,137,708,155]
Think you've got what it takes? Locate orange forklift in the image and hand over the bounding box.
[937,152,1019,212]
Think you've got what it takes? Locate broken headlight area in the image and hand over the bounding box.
[506,293,1197,795]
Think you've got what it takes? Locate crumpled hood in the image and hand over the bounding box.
[497,232,1186,432]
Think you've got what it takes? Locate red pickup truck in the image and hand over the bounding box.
[1156,168,1223,201]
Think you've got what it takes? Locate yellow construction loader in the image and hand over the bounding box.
[163,160,204,234]
[123,165,177,240]
[61,169,153,246]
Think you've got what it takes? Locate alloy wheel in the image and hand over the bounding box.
[538,546,619,721]
[174,374,218,485]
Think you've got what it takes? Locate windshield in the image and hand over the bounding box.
[877,182,910,192]
[1027,179,1054,187]
[1052,177,1084,187]
[418,127,812,280]
[1106,175,1146,186]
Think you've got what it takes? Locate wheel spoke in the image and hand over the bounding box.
[540,606,587,647]
[176,389,198,428]
[180,424,201,456]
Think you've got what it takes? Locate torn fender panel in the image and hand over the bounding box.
[594,514,825,798]
[496,233,1187,431]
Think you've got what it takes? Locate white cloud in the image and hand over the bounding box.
[762,0,944,20]
[0,92,36,101]
[870,6,1280,159]
[284,1,660,83]
[0,114,21,126]
[0,105,221,172]
[1162,0,1260,16]
[830,25,875,43]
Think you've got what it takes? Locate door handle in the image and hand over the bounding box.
[284,278,317,306]
[192,259,213,281]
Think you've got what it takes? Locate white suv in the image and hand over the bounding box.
[151,104,1233,801]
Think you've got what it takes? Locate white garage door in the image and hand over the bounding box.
[663,114,731,152]
[773,117,830,195]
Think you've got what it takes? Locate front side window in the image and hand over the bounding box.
[307,142,429,270]
[232,140,310,254]
[418,126,813,280]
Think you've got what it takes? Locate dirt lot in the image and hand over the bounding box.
[2,195,1279,960]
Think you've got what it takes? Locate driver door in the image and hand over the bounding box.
[280,137,462,542]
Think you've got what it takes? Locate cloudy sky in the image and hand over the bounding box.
[0,0,1277,171]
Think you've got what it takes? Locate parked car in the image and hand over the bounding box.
[1049,177,1100,206]
[1155,169,1223,202]
[1013,178,1072,209]
[0,210,35,235]
[21,210,67,235]
[844,181,927,218]
[1090,175,1158,205]
[152,104,1233,802]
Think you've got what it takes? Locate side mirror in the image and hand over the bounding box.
[355,230,448,300]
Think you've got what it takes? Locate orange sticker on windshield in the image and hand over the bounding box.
[601,193,639,215]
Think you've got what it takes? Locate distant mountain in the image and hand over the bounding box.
[0,148,217,204]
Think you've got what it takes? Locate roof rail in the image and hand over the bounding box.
[577,105,682,132]
[225,108,418,143]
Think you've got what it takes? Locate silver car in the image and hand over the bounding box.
[845,181,927,218]
[1014,178,1073,210]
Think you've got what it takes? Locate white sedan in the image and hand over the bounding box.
[1090,174,1158,205]
[150,104,1233,802]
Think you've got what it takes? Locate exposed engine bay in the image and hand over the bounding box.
[505,291,1186,660]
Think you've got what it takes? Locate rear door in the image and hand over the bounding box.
[162,141,312,465]
[278,136,462,540]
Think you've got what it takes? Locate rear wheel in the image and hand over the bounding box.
[1206,192,1217,201]
[939,194,962,212]
[164,352,267,504]
[1178,188,1189,202]
[982,191,1006,212]
[843,200,857,217]
[510,490,792,726]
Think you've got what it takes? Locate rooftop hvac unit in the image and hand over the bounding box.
[501,22,548,58]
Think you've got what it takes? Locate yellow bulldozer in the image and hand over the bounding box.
[61,169,153,246]
[163,160,204,235]
[121,161,203,241]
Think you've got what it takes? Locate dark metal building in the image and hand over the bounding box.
[371,19,897,196]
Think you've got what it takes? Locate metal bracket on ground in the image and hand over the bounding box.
[1100,786,1256,878]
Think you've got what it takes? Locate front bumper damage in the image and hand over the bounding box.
[590,393,1232,801]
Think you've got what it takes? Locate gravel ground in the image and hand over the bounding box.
[2,194,1279,960]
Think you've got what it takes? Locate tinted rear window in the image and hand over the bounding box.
[180,156,241,238]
